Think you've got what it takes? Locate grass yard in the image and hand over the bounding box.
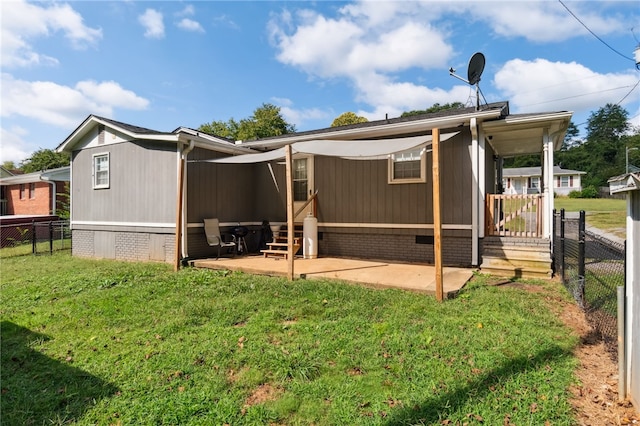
[554,197,626,237]
[1,253,580,425]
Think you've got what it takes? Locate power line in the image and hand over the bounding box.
[616,79,640,104]
[558,0,636,63]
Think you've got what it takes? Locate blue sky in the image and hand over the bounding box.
[1,0,639,164]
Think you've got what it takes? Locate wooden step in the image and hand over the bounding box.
[261,249,288,259]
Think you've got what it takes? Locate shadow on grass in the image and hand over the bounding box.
[384,345,571,425]
[1,321,119,425]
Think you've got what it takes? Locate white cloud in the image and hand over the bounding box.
[176,5,195,17]
[139,9,165,39]
[0,126,33,165]
[268,1,637,121]
[0,0,101,68]
[177,18,204,33]
[272,98,331,128]
[494,59,639,114]
[1,74,149,128]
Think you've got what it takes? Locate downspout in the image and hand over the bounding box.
[40,176,56,215]
[180,140,196,262]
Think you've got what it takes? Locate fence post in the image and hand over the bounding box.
[32,220,36,254]
[560,208,566,283]
[49,221,53,254]
[578,210,586,306]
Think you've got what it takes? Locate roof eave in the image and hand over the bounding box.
[241,108,505,149]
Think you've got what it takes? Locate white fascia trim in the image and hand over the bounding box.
[72,221,175,228]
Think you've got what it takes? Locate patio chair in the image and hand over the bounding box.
[203,218,236,259]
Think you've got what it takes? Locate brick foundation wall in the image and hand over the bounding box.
[72,230,94,258]
[72,229,174,263]
[318,231,472,267]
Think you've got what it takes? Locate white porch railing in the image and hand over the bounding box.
[486,194,544,238]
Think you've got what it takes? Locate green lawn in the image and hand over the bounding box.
[1,253,580,425]
[555,197,626,237]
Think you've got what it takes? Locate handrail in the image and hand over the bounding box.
[294,190,318,218]
[486,193,543,237]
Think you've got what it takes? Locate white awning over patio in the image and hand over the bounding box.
[191,133,459,163]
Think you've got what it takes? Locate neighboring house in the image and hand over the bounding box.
[608,172,640,411]
[502,166,585,196]
[0,166,70,216]
[57,102,572,276]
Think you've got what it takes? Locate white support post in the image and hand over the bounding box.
[478,126,486,239]
[542,129,553,239]
[470,118,479,266]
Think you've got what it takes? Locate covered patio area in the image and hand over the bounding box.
[191,256,474,298]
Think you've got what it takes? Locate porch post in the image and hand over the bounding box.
[285,144,295,280]
[174,149,185,271]
[432,128,444,302]
[470,117,479,266]
[542,128,553,239]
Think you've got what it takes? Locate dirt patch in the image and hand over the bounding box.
[244,383,282,407]
[545,284,638,425]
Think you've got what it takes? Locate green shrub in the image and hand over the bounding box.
[580,186,598,198]
[568,190,582,198]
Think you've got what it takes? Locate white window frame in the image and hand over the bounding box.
[93,152,110,189]
[388,147,427,184]
[529,177,540,189]
[559,175,570,188]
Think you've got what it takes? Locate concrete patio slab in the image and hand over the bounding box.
[191,256,474,298]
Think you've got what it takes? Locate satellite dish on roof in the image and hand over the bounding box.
[467,52,485,85]
[448,52,487,110]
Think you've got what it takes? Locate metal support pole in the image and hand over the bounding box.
[578,210,586,306]
[32,220,36,254]
[560,209,566,283]
[617,285,626,401]
[49,221,53,254]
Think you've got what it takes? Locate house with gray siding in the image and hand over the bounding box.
[58,102,572,276]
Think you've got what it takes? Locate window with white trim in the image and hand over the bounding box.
[559,176,570,188]
[293,158,308,202]
[93,153,110,189]
[29,183,36,199]
[388,148,426,184]
[529,177,540,189]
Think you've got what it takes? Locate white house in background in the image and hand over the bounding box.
[503,166,585,196]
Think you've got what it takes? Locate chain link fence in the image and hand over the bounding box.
[553,209,625,358]
[0,219,71,257]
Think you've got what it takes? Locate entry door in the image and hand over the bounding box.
[293,156,314,222]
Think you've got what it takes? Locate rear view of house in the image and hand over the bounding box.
[58,102,573,279]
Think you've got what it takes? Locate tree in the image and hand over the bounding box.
[401,102,464,118]
[555,104,637,188]
[1,161,17,171]
[331,112,368,127]
[20,149,69,173]
[199,103,295,141]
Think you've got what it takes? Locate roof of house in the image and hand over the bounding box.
[240,102,510,149]
[0,166,70,185]
[56,114,253,155]
[503,166,586,178]
[608,172,640,194]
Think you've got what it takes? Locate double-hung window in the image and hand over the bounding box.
[93,153,110,189]
[293,158,308,202]
[29,183,36,199]
[388,147,426,184]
